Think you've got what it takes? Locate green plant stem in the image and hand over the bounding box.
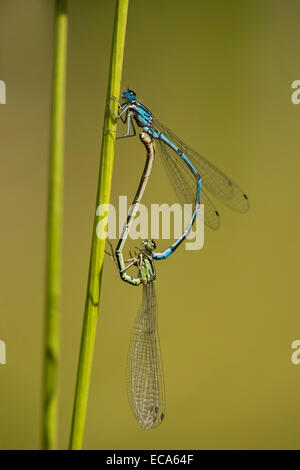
[43,0,68,450]
[69,0,129,450]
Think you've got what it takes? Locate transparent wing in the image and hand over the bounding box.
[126,282,166,430]
[157,139,221,230]
[153,118,249,215]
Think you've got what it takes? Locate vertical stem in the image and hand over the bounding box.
[43,0,68,450]
[69,0,129,450]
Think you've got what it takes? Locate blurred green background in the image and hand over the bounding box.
[1,0,300,450]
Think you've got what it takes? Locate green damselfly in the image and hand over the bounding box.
[106,133,165,429]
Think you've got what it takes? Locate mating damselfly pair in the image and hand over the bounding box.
[105,89,249,430]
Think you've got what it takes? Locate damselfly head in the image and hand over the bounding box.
[142,239,156,252]
[122,88,136,102]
